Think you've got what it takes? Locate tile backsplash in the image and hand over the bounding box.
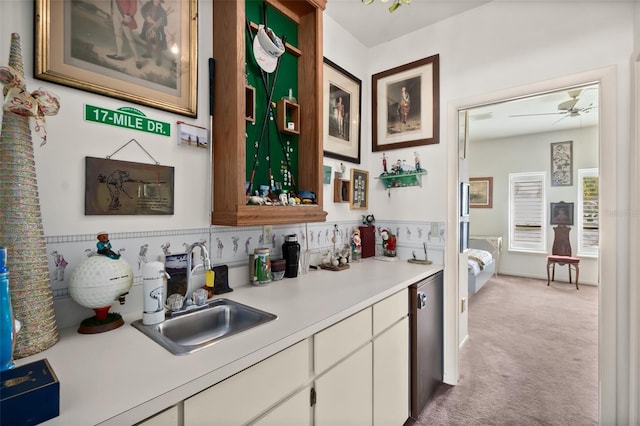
[42,220,444,329]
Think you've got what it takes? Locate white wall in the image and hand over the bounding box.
[0,1,214,236]
[322,15,374,223]
[468,125,599,284]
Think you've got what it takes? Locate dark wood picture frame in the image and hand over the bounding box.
[460,182,470,217]
[550,201,574,226]
[372,54,440,152]
[323,57,362,163]
[349,168,369,210]
[35,0,198,117]
[469,177,493,208]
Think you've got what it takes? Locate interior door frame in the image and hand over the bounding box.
[445,66,617,424]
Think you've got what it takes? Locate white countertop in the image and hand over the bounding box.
[16,259,442,426]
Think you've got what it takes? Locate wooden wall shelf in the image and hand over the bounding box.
[245,85,256,123]
[376,170,428,189]
[276,99,300,134]
[333,178,350,203]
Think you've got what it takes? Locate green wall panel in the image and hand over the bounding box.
[245,0,299,197]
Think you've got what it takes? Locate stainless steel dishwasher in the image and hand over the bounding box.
[409,270,444,419]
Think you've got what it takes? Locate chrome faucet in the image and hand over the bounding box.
[185,241,211,305]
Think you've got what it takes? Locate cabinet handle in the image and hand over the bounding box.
[310,387,317,407]
[417,291,427,309]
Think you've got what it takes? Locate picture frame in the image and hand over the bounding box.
[323,57,362,163]
[177,122,207,148]
[469,177,493,208]
[550,201,574,226]
[550,141,573,186]
[458,110,468,159]
[460,221,469,253]
[372,54,440,152]
[35,0,198,117]
[460,182,470,217]
[349,168,369,210]
[84,157,175,215]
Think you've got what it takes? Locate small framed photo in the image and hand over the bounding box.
[177,122,208,149]
[460,182,470,217]
[460,221,469,253]
[350,168,369,210]
[469,177,493,208]
[550,201,574,226]
[550,141,573,186]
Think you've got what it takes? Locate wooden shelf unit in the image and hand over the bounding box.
[211,0,327,226]
[276,99,300,134]
[333,178,350,203]
[245,85,256,122]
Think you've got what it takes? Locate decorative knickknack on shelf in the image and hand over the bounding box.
[376,152,427,191]
[0,33,61,357]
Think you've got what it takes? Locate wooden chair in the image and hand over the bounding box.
[547,225,580,289]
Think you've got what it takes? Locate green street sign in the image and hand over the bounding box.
[84,105,171,137]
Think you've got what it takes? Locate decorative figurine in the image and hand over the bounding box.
[96,232,121,259]
[380,229,397,257]
[382,153,388,174]
[414,151,422,171]
[351,229,362,261]
[362,214,375,226]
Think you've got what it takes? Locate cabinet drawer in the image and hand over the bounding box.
[184,339,310,425]
[373,288,408,336]
[314,307,372,375]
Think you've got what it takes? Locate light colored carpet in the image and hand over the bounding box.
[414,274,598,425]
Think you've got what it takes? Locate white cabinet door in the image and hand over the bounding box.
[184,339,309,425]
[373,316,409,426]
[373,288,407,336]
[253,386,312,426]
[314,307,372,375]
[315,342,373,426]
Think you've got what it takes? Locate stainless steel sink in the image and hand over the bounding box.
[131,298,277,355]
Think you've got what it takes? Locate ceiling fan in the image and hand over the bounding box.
[509,89,598,124]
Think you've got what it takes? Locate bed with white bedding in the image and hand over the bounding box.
[467,248,496,295]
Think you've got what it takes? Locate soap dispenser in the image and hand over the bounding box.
[142,261,169,325]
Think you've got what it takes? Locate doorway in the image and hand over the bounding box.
[444,66,618,423]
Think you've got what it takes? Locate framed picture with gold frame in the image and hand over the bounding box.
[349,168,369,210]
[35,0,198,117]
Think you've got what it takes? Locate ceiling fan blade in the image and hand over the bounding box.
[558,98,578,111]
[552,114,570,125]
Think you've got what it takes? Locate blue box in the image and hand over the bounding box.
[1,358,60,425]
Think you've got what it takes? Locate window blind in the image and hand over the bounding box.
[509,173,545,251]
[578,169,599,256]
